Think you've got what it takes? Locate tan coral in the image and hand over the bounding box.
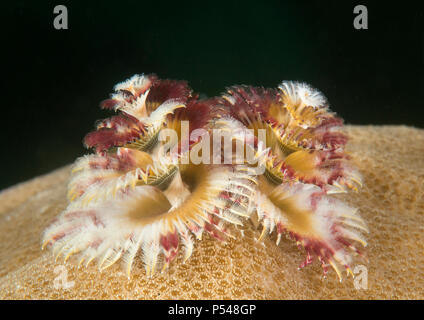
[0,125,423,299]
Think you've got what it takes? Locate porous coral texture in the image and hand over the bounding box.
[0,125,423,299]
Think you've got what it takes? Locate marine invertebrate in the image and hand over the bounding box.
[216,82,367,278]
[42,74,255,276]
[42,74,367,280]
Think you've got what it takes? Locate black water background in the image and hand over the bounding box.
[2,0,423,189]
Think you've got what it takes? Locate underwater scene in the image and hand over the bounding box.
[1,0,423,305]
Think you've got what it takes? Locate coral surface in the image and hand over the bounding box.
[0,125,423,299]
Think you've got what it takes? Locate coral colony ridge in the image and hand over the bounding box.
[42,74,368,281]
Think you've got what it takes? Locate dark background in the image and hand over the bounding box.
[2,0,423,190]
